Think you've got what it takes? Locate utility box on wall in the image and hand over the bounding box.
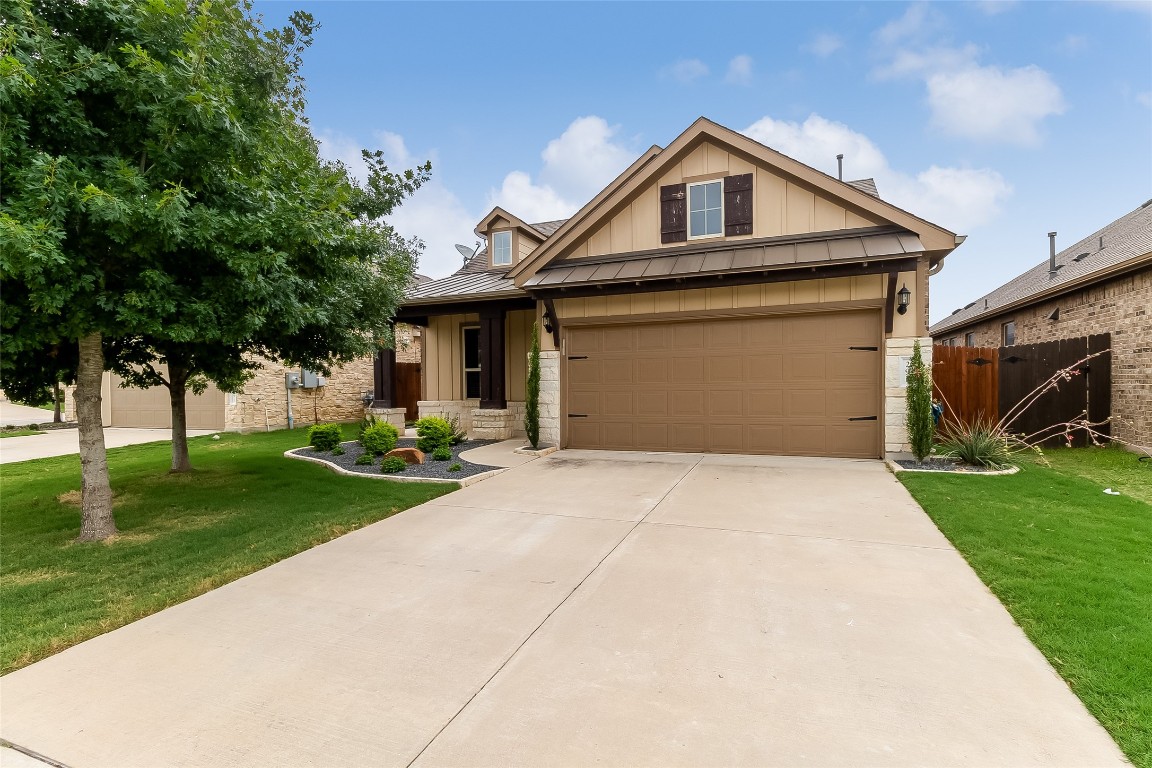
[300,369,324,388]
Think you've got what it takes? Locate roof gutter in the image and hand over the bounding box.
[931,251,1152,335]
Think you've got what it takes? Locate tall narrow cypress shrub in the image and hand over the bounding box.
[906,340,934,463]
[525,322,541,448]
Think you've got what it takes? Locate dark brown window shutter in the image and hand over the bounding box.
[724,173,753,237]
[660,183,687,244]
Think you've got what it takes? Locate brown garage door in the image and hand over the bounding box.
[109,374,225,430]
[565,310,881,458]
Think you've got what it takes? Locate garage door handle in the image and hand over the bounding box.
[567,355,588,360]
[568,414,588,418]
[848,346,878,351]
[848,416,877,421]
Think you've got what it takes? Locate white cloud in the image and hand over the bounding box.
[1059,34,1087,54]
[725,54,754,85]
[805,33,843,57]
[316,130,479,279]
[742,113,1013,233]
[926,64,1065,145]
[971,0,1017,15]
[489,116,636,224]
[871,8,1065,146]
[663,58,709,85]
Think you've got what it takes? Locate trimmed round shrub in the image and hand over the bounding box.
[354,452,376,466]
[308,423,343,452]
[331,445,345,456]
[430,445,452,461]
[415,416,453,453]
[447,462,462,472]
[360,422,399,455]
[380,456,407,474]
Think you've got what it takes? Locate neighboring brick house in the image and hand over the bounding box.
[930,201,1152,450]
[64,322,423,432]
[391,117,965,458]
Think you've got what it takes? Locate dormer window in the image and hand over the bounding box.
[492,231,512,266]
[688,180,723,238]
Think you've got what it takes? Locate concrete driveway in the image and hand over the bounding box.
[0,427,217,464]
[0,451,1124,767]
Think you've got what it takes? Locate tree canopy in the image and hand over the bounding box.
[0,0,429,533]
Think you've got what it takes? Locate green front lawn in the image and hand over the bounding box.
[0,429,45,438]
[899,446,1152,767]
[0,426,453,674]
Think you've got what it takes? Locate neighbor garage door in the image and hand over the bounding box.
[108,374,225,430]
[564,310,881,458]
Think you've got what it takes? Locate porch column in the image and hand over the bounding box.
[479,307,506,409]
[373,346,397,408]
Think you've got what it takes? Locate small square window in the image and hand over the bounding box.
[688,181,723,238]
[492,231,512,266]
[964,332,975,346]
[1002,321,1016,347]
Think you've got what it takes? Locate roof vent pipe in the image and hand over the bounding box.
[1099,235,1104,251]
[1048,232,1058,274]
[836,154,844,181]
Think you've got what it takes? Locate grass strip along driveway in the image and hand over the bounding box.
[898,446,1151,768]
[0,426,452,675]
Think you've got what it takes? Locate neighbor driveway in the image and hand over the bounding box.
[0,451,1125,767]
[0,427,216,464]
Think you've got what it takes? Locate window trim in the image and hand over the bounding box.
[687,179,724,240]
[1002,321,1016,347]
[462,324,481,399]
[964,332,975,347]
[491,230,513,267]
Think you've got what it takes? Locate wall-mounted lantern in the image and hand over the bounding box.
[896,284,911,315]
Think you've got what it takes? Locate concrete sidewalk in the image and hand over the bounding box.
[0,427,216,464]
[0,451,1126,767]
[0,401,56,427]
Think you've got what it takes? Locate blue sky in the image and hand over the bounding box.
[255,1,1151,323]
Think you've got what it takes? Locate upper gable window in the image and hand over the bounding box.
[492,231,512,266]
[688,181,723,239]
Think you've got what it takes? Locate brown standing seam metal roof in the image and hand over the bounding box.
[523,228,924,289]
[404,220,570,304]
[930,201,1152,336]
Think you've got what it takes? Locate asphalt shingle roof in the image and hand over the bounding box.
[931,201,1152,335]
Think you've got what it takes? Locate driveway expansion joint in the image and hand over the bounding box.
[1,740,72,768]
[640,519,955,551]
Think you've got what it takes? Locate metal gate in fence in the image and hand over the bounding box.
[933,334,1111,447]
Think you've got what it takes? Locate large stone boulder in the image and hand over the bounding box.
[384,447,425,465]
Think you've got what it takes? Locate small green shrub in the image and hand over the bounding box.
[358,413,379,438]
[447,462,462,472]
[360,422,399,455]
[380,456,407,474]
[431,445,452,461]
[354,452,376,466]
[415,416,454,453]
[308,423,344,452]
[446,414,467,445]
[331,445,345,456]
[938,418,1013,469]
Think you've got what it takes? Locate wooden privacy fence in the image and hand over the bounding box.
[395,362,421,422]
[933,334,1111,447]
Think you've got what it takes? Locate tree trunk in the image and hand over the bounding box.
[75,332,116,542]
[168,364,192,473]
[53,382,62,422]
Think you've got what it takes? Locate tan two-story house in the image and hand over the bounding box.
[387,118,964,459]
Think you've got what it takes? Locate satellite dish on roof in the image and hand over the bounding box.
[455,242,481,264]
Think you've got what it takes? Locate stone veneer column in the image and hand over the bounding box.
[884,336,933,456]
[368,406,406,432]
[470,408,514,440]
[538,350,561,447]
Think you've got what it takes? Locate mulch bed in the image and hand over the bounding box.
[295,437,501,480]
[894,457,1012,473]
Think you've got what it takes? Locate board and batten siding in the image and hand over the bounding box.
[422,310,534,402]
[558,140,885,262]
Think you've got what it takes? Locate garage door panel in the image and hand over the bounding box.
[565,310,880,458]
[109,373,223,430]
[603,392,634,417]
[787,354,827,381]
[673,323,705,350]
[672,358,704,384]
[603,359,633,385]
[636,391,669,416]
[671,391,705,417]
[708,391,742,417]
